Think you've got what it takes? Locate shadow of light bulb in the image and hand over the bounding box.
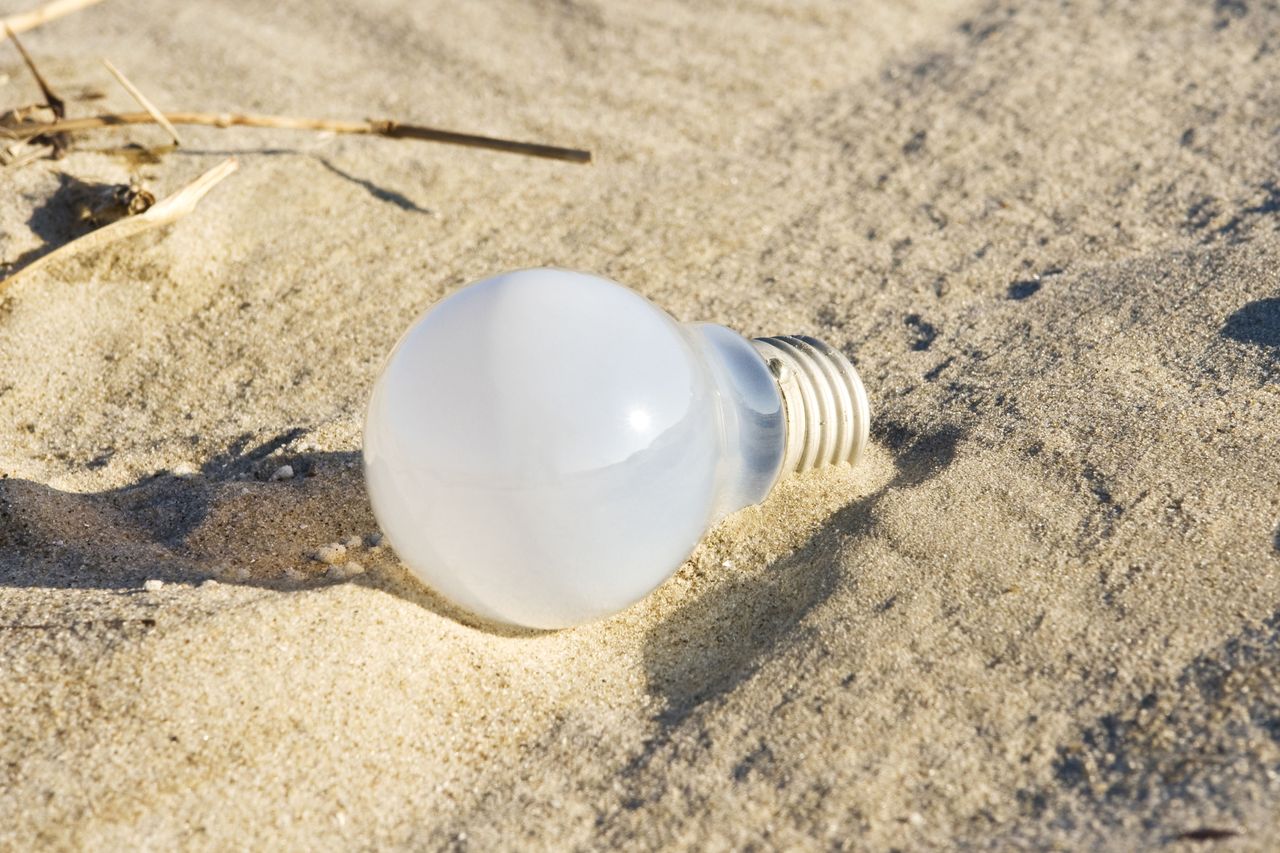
[363,268,869,629]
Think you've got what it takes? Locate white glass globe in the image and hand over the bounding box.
[363,268,867,629]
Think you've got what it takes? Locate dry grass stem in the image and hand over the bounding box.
[1,102,57,132]
[5,26,61,109]
[1,157,236,291]
[12,110,593,163]
[1,106,57,166]
[101,58,181,145]
[2,139,50,167]
[1,0,105,37]
[5,24,69,154]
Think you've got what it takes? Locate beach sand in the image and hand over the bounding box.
[2,0,1279,848]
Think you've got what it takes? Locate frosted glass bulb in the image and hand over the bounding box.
[363,269,870,629]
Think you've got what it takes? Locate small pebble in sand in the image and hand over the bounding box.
[143,579,164,592]
[283,567,306,583]
[366,532,383,548]
[271,464,295,481]
[325,561,365,580]
[172,461,198,478]
[313,543,347,564]
[344,535,364,550]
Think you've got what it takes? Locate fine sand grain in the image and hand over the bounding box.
[2,0,1279,848]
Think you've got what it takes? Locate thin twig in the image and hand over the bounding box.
[1,157,237,291]
[2,139,49,167]
[11,110,593,163]
[5,26,62,113]
[101,58,180,145]
[5,24,69,154]
[1,0,104,37]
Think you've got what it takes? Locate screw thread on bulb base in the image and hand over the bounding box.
[751,336,871,475]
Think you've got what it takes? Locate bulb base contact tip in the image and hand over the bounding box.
[752,336,871,475]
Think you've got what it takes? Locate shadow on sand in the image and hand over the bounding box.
[2,420,967,659]
[0,429,525,632]
[1222,297,1280,351]
[639,422,965,727]
[604,421,964,813]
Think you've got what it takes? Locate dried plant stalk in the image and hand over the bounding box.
[13,110,592,163]
[1,158,236,291]
[5,26,63,113]
[1,139,50,167]
[1,0,105,37]
[102,58,181,145]
[1,102,57,134]
[5,23,71,155]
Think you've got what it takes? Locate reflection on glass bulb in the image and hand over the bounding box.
[628,409,653,433]
[363,268,870,630]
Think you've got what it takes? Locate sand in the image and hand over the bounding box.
[2,0,1279,848]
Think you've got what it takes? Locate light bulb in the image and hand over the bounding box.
[363,269,870,629]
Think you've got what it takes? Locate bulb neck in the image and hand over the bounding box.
[751,336,871,474]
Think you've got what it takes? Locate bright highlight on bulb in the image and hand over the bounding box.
[628,409,653,433]
[363,268,870,630]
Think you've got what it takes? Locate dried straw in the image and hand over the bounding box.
[101,59,181,146]
[1,0,105,38]
[10,110,592,162]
